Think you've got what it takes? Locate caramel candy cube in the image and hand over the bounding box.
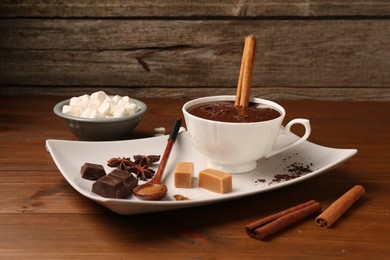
[174,162,194,188]
[199,168,232,194]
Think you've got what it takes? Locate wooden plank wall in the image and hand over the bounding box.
[0,0,389,100]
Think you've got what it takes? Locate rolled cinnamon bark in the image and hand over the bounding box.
[246,200,321,240]
[315,185,365,228]
[235,35,256,108]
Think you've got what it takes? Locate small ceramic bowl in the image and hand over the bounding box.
[53,98,147,141]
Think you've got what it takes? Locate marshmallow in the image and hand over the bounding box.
[88,99,101,110]
[116,99,127,110]
[80,107,92,118]
[65,104,85,117]
[62,105,79,117]
[98,102,111,115]
[62,91,141,119]
[125,103,139,115]
[153,127,166,136]
[79,94,90,110]
[89,109,104,119]
[113,107,126,118]
[69,97,81,107]
[121,96,131,103]
[112,95,122,104]
[90,91,107,103]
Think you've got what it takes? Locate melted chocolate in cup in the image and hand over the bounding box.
[188,101,281,123]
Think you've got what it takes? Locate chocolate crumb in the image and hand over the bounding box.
[173,194,190,201]
[254,178,266,184]
[287,162,312,175]
[269,160,313,185]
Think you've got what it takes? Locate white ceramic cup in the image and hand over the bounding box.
[182,95,311,174]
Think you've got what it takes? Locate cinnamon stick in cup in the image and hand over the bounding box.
[245,200,321,240]
[235,35,257,108]
[315,185,365,228]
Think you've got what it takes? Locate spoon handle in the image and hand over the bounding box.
[151,117,182,184]
[169,117,183,142]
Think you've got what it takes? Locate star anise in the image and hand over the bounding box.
[133,155,160,166]
[129,164,155,181]
[107,157,135,171]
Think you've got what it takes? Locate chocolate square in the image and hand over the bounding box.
[92,169,138,199]
[80,163,106,180]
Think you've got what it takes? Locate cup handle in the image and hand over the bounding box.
[265,119,311,158]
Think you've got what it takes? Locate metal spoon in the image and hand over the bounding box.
[133,118,182,200]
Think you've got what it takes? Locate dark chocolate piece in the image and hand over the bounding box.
[92,169,138,199]
[81,163,106,180]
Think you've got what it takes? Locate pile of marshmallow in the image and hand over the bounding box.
[62,91,141,119]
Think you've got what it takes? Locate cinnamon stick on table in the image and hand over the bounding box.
[245,200,321,240]
[235,35,257,108]
[315,185,365,228]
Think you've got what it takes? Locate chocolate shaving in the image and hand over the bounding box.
[270,161,313,184]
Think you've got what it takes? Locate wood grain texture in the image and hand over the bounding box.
[1,0,390,17]
[1,86,389,101]
[0,19,389,100]
[0,96,389,258]
[0,1,389,100]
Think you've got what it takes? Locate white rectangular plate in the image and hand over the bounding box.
[46,131,357,215]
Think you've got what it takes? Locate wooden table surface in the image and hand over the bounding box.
[0,96,389,259]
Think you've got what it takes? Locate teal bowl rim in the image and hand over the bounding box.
[53,97,147,123]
